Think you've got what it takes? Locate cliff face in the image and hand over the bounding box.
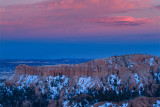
[14,54,160,76]
[12,54,160,86]
[7,54,160,106]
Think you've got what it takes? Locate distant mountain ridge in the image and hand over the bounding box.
[4,54,160,106]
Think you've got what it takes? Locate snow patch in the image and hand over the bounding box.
[77,76,95,93]
[99,102,112,107]
[38,80,45,94]
[120,103,128,107]
[70,102,82,107]
[17,75,38,89]
[108,59,112,64]
[17,75,25,84]
[154,72,160,82]
[139,83,144,95]
[97,78,105,91]
[63,100,70,107]
[109,65,112,69]
[99,102,128,107]
[153,100,160,107]
[46,75,69,99]
[134,73,139,84]
[150,58,154,66]
[0,83,5,87]
[108,74,121,93]
[115,64,118,69]
[128,59,133,68]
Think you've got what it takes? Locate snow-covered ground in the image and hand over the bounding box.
[150,58,154,66]
[17,75,39,89]
[134,73,139,84]
[139,83,144,95]
[46,75,69,99]
[99,102,128,107]
[154,72,160,81]
[115,64,118,69]
[15,74,70,99]
[63,100,70,107]
[128,59,133,68]
[153,100,160,107]
[77,76,95,93]
[108,74,121,93]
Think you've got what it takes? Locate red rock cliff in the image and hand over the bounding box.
[14,54,160,78]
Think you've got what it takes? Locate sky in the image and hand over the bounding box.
[0,0,160,59]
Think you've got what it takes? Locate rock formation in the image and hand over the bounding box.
[5,54,160,106]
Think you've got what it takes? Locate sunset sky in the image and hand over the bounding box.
[0,0,160,59]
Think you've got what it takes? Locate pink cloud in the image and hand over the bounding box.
[0,0,159,39]
[0,0,45,6]
[0,0,151,13]
[90,16,153,26]
[155,5,160,9]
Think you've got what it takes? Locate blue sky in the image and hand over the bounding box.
[0,40,159,59]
